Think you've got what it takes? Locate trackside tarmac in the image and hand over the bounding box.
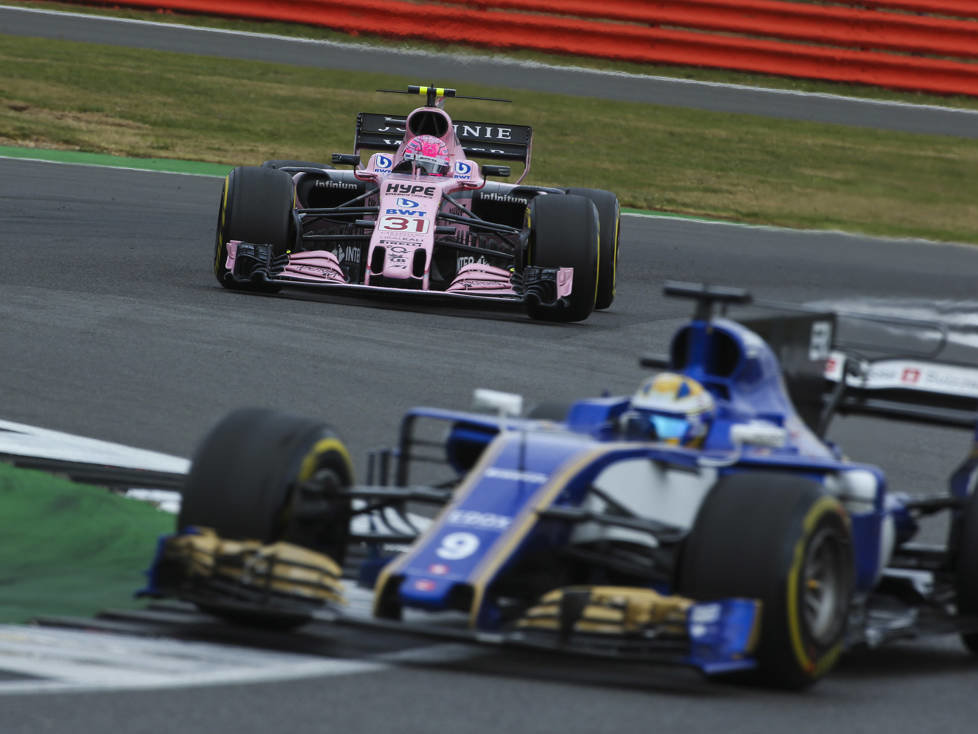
[0,462,173,624]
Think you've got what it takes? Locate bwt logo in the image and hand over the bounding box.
[454,161,472,177]
[386,183,436,196]
[375,155,393,170]
[396,197,420,208]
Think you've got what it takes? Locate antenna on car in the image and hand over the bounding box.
[377,85,512,107]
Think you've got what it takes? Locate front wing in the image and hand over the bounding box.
[143,530,761,675]
[226,241,573,310]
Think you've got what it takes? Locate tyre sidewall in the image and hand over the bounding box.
[679,473,853,688]
[525,194,599,322]
[566,188,619,310]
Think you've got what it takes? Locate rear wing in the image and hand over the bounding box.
[823,354,978,430]
[355,112,533,167]
[744,309,978,434]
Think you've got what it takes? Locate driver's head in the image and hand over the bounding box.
[622,373,715,447]
[401,135,451,176]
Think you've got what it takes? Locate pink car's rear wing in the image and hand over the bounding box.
[355,112,533,179]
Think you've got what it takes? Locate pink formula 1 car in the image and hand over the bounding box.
[214,85,620,322]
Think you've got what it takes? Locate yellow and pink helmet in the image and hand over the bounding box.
[627,372,716,447]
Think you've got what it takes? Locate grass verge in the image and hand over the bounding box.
[1,31,977,242]
[0,462,173,624]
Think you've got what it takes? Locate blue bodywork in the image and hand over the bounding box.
[365,313,913,672]
[147,286,978,677]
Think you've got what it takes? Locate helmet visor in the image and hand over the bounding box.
[408,154,450,176]
[649,415,690,442]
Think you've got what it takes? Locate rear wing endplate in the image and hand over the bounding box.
[746,312,978,433]
[825,354,978,430]
[355,112,533,165]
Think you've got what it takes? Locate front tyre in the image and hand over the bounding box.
[179,407,354,563]
[679,473,853,689]
[214,166,294,290]
[525,194,599,323]
[566,188,619,310]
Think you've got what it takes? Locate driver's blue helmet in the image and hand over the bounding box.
[622,372,716,447]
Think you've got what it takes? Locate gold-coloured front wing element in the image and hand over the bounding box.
[516,586,692,637]
[163,528,346,605]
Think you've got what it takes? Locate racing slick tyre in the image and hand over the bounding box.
[525,194,599,323]
[214,165,294,290]
[178,408,355,628]
[261,159,334,171]
[679,472,853,689]
[180,407,354,561]
[953,486,978,654]
[566,188,620,311]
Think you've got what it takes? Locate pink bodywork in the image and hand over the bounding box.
[224,103,573,301]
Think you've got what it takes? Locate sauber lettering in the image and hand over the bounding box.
[386,183,436,197]
[484,467,548,484]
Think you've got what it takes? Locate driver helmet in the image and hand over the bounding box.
[401,135,451,176]
[623,373,716,447]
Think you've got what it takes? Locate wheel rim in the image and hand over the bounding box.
[802,526,850,644]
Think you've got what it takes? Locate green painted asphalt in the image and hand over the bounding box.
[0,462,174,624]
[0,145,233,177]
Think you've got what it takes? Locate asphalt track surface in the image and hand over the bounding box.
[4,7,978,731]
[4,156,978,732]
[3,3,978,138]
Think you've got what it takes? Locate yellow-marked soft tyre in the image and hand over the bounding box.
[179,407,354,564]
[214,166,294,290]
[679,472,853,689]
[954,486,978,654]
[566,188,619,311]
[525,194,599,323]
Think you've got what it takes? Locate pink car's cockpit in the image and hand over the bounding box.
[359,101,484,186]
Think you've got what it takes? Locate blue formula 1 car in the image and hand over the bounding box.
[143,282,978,689]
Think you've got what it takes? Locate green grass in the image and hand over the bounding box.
[2,20,978,242]
[0,462,174,623]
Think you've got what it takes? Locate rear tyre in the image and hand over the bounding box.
[679,472,853,689]
[566,188,619,310]
[525,194,599,323]
[214,166,294,290]
[954,487,978,654]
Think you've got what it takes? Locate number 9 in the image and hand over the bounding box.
[436,532,479,560]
